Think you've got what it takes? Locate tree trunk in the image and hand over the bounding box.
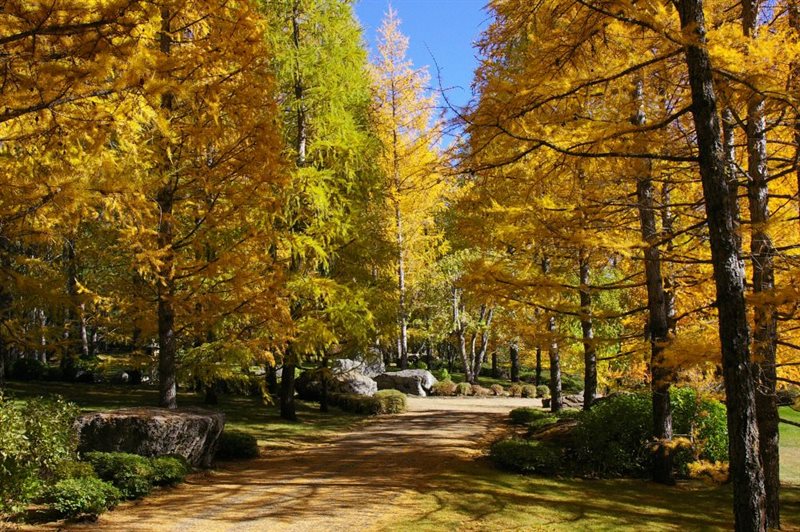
[491,351,498,378]
[509,342,520,383]
[535,346,542,386]
[548,315,561,413]
[319,356,329,413]
[632,77,674,484]
[266,362,279,396]
[579,250,597,410]
[156,6,177,410]
[453,286,472,383]
[280,360,297,421]
[472,306,494,381]
[676,1,766,528]
[741,2,779,526]
[541,256,561,412]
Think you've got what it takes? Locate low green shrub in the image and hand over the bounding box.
[490,384,504,396]
[432,379,457,396]
[490,439,561,474]
[455,382,472,396]
[10,358,47,381]
[215,430,260,460]
[509,407,548,425]
[571,393,653,477]
[54,460,96,481]
[561,374,583,394]
[150,456,189,486]
[508,384,523,397]
[46,477,120,519]
[414,361,428,370]
[570,389,728,478]
[0,393,80,513]
[374,389,407,414]
[330,393,382,415]
[436,369,450,381]
[521,385,538,398]
[536,385,550,398]
[527,414,559,432]
[83,452,155,499]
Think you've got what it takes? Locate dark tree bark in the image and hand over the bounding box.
[675,1,766,529]
[266,362,279,396]
[541,256,561,412]
[741,1,780,526]
[509,342,520,383]
[579,250,597,410]
[280,360,297,421]
[319,356,329,413]
[491,351,498,378]
[547,315,562,413]
[632,77,674,484]
[157,7,177,410]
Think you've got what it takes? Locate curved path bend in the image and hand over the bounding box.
[69,397,531,532]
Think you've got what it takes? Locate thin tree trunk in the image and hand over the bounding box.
[266,362,279,396]
[541,256,561,412]
[676,1,766,528]
[535,346,542,386]
[472,306,494,381]
[509,342,520,383]
[453,286,472,383]
[579,249,597,410]
[491,351,498,378]
[548,315,561,413]
[157,6,177,410]
[661,183,677,334]
[280,360,297,421]
[632,77,674,484]
[741,2,780,526]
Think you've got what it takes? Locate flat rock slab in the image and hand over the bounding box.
[76,407,225,468]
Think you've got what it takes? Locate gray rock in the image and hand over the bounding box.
[542,393,584,409]
[374,369,438,397]
[295,369,377,399]
[332,357,385,378]
[335,372,378,396]
[76,407,225,467]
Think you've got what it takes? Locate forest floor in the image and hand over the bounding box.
[22,396,799,532]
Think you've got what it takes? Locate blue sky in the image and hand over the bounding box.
[354,0,490,114]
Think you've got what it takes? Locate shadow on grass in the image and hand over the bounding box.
[67,407,800,531]
[3,380,363,447]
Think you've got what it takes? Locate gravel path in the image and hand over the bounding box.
[64,397,535,532]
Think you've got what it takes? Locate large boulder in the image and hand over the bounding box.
[332,357,385,378]
[542,393,584,410]
[76,407,225,468]
[295,369,377,399]
[374,369,438,397]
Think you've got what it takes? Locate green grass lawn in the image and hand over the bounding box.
[390,459,800,531]
[3,380,363,450]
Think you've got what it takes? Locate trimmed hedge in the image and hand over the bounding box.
[331,391,408,415]
[46,477,121,519]
[215,430,259,460]
[374,389,408,414]
[150,456,189,486]
[455,382,472,396]
[432,379,457,396]
[83,452,155,499]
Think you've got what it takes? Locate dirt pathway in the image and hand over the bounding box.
[65,397,534,532]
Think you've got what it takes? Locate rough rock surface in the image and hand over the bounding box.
[542,393,584,409]
[332,357,385,378]
[76,407,225,467]
[295,369,377,399]
[374,369,438,397]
